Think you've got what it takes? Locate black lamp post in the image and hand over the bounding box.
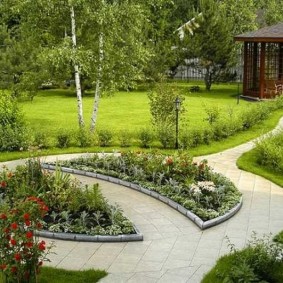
[174,96,181,149]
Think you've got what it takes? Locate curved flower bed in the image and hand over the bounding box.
[49,151,242,227]
[0,159,142,242]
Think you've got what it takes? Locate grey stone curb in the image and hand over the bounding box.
[41,163,243,230]
[35,225,143,242]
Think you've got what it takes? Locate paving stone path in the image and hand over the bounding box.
[1,117,283,283]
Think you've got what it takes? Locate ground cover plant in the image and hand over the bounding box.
[55,151,242,221]
[0,159,135,236]
[202,233,283,283]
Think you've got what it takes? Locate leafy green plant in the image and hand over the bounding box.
[0,196,53,283]
[137,127,154,148]
[0,159,135,236]
[56,151,242,221]
[97,129,113,147]
[76,128,92,147]
[56,130,72,148]
[0,92,30,151]
[202,234,283,283]
[118,130,132,147]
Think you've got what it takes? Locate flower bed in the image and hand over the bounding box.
[52,151,242,222]
[0,159,139,240]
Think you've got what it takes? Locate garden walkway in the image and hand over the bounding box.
[1,117,283,283]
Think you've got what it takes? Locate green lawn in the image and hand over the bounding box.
[0,266,107,283]
[20,82,248,134]
[0,82,279,162]
[237,148,283,188]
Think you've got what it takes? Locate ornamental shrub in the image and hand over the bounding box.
[0,196,52,283]
[137,127,154,148]
[0,93,30,151]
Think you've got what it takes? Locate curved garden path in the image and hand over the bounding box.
[1,117,283,283]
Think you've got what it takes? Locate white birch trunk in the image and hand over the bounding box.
[70,5,84,128]
[90,32,103,132]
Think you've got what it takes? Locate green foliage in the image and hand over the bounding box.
[0,158,135,236]
[118,130,132,147]
[0,93,30,151]
[202,234,283,283]
[58,151,242,221]
[254,132,283,173]
[76,128,92,148]
[38,267,107,283]
[56,130,72,148]
[137,127,154,148]
[156,123,175,149]
[97,129,113,147]
[274,231,283,244]
[203,104,220,124]
[148,82,185,127]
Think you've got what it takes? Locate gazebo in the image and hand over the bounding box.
[235,22,283,99]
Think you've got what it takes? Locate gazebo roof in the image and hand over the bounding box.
[235,22,283,42]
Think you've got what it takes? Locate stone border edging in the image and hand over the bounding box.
[41,163,243,230]
[35,225,143,242]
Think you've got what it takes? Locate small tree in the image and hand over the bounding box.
[148,82,185,148]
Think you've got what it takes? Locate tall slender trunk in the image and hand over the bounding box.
[90,32,103,132]
[70,5,84,128]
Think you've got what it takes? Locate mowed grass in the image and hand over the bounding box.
[237,148,283,187]
[0,266,107,283]
[0,81,274,161]
[20,82,249,135]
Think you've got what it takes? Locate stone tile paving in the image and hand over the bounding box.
[1,117,282,282]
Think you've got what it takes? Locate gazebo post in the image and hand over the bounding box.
[279,43,283,80]
[259,42,266,99]
[252,43,258,90]
[243,42,248,95]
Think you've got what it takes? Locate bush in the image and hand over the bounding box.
[137,128,154,148]
[155,123,175,149]
[255,132,283,173]
[118,130,132,147]
[0,93,30,151]
[202,234,283,283]
[56,130,72,148]
[97,129,113,147]
[76,128,92,147]
[33,131,50,149]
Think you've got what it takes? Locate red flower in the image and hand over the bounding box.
[26,231,33,239]
[36,222,42,229]
[10,238,17,246]
[25,220,31,226]
[23,213,30,220]
[0,264,7,270]
[11,266,17,273]
[10,222,18,230]
[14,253,21,261]
[0,180,7,188]
[38,241,46,251]
[0,213,7,220]
[25,242,33,248]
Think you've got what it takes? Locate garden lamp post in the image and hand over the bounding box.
[174,96,181,149]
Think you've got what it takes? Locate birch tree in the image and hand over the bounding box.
[70,4,84,127]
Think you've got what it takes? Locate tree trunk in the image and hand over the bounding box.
[204,66,212,91]
[70,5,84,128]
[90,33,103,132]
